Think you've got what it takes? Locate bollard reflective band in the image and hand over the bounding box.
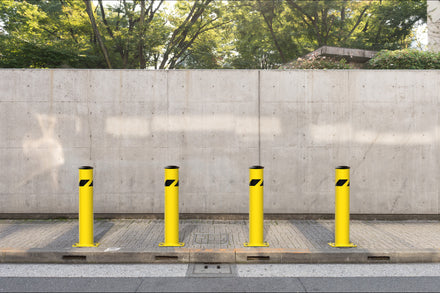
[79,180,93,187]
[249,179,263,186]
[335,179,348,187]
[165,180,179,187]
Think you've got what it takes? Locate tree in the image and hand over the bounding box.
[226,0,301,69]
[80,0,228,69]
[227,0,426,68]
[94,0,165,69]
[84,0,111,68]
[0,0,428,69]
[158,0,230,69]
[0,0,103,68]
[175,30,223,69]
[256,0,288,63]
[284,0,426,50]
[355,0,427,50]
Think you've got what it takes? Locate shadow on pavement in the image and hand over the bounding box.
[289,220,334,250]
[42,220,114,249]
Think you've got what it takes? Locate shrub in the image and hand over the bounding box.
[280,55,353,69]
[368,49,440,69]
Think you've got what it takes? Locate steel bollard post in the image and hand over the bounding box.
[329,166,356,248]
[244,166,269,247]
[73,166,99,247]
[159,166,184,247]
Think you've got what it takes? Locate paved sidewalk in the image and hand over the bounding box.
[1,219,440,263]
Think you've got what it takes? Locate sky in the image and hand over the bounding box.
[412,23,428,50]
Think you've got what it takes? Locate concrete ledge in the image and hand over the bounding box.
[1,249,70,263]
[236,248,290,263]
[1,214,440,220]
[0,249,190,264]
[189,249,236,263]
[3,248,440,264]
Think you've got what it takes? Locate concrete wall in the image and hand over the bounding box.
[1,69,439,214]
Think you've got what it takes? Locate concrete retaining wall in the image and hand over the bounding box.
[1,69,439,214]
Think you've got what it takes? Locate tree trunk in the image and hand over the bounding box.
[139,0,146,69]
[159,0,213,69]
[84,0,112,69]
[257,0,286,64]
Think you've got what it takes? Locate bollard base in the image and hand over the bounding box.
[159,242,185,247]
[243,242,269,247]
[328,242,357,248]
[73,242,100,248]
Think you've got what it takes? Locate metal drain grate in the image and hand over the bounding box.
[194,233,229,245]
[368,255,391,261]
[186,264,237,277]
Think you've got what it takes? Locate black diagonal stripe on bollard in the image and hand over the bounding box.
[90,181,93,187]
[336,179,348,186]
[79,180,89,187]
[175,181,179,187]
[250,179,261,186]
[165,179,175,187]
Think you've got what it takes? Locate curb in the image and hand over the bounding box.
[2,248,440,264]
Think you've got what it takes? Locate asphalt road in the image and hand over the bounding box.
[2,264,440,292]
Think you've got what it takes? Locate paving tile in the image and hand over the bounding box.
[1,218,440,263]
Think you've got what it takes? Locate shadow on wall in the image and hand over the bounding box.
[19,114,65,189]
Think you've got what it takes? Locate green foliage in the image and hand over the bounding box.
[175,33,221,69]
[92,0,170,69]
[0,0,429,69]
[159,0,229,69]
[0,34,100,68]
[281,55,353,69]
[352,0,426,50]
[368,49,440,69]
[0,0,103,68]
[227,0,426,69]
[226,1,300,69]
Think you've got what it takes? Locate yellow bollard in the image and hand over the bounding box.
[329,166,356,248]
[73,166,99,247]
[244,166,269,247]
[159,166,184,247]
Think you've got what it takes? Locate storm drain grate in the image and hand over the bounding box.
[186,264,237,278]
[368,255,391,261]
[155,255,179,261]
[194,233,229,245]
[62,255,87,262]
[247,255,270,261]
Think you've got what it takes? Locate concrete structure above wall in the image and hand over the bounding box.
[428,0,440,52]
[1,69,440,215]
[304,46,377,63]
[280,46,377,69]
